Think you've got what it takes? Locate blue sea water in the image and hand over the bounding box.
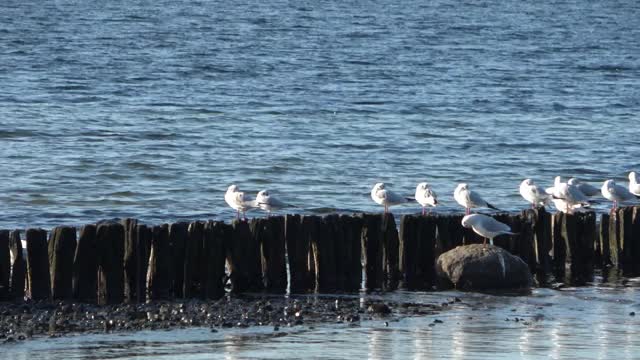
[1,0,639,229]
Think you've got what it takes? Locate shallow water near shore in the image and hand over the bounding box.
[4,281,640,359]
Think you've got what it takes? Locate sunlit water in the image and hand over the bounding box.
[1,0,640,229]
[4,283,640,359]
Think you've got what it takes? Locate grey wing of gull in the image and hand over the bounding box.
[481,217,512,234]
[386,190,407,203]
[467,190,488,207]
[578,183,599,197]
[267,196,288,208]
[568,186,589,203]
[612,184,635,200]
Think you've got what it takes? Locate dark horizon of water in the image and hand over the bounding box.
[1,0,639,230]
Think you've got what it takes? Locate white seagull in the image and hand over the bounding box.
[415,182,438,215]
[601,179,638,212]
[568,178,600,197]
[461,214,516,246]
[224,185,257,219]
[255,190,289,216]
[519,179,550,208]
[371,182,408,213]
[629,172,640,196]
[454,183,499,215]
[546,176,590,213]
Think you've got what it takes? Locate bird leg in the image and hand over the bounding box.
[384,204,388,214]
[465,207,470,215]
[236,210,241,220]
[422,207,426,216]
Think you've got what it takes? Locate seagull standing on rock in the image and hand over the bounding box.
[601,179,638,213]
[224,185,257,220]
[415,182,438,215]
[371,182,409,214]
[454,183,499,215]
[519,179,550,209]
[461,214,516,247]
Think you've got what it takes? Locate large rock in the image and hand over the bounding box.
[436,244,533,290]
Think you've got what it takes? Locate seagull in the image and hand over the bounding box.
[568,178,600,197]
[601,179,638,212]
[454,183,499,215]
[224,185,257,220]
[255,190,289,216]
[519,179,550,209]
[546,176,590,213]
[461,214,515,246]
[629,172,640,196]
[415,182,438,215]
[550,198,587,214]
[371,182,408,213]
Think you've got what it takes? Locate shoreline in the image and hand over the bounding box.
[0,293,447,344]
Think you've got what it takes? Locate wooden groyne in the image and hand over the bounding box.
[1,207,639,303]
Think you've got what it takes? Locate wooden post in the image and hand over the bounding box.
[561,213,577,280]
[184,221,204,298]
[201,221,227,300]
[169,222,188,298]
[286,214,311,293]
[147,224,171,300]
[226,220,263,293]
[256,216,287,293]
[9,230,26,300]
[435,215,453,256]
[341,214,363,292]
[96,222,125,305]
[632,207,640,274]
[399,215,417,289]
[0,230,9,300]
[122,218,138,303]
[518,210,537,273]
[574,212,596,279]
[448,214,465,248]
[73,225,97,302]
[618,207,634,271]
[26,228,50,300]
[381,213,400,290]
[609,211,620,267]
[134,224,151,303]
[361,214,383,290]
[533,208,552,275]
[311,215,338,293]
[551,212,566,275]
[48,226,77,300]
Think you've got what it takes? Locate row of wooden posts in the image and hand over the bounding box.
[0,207,639,304]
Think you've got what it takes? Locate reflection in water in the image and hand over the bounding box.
[367,328,393,360]
[412,328,432,360]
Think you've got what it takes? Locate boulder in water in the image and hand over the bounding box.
[435,244,533,290]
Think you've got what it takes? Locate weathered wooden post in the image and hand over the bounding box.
[381,213,400,290]
[184,221,204,298]
[617,207,634,271]
[435,215,453,256]
[122,218,138,302]
[9,230,25,300]
[311,215,338,292]
[0,230,9,300]
[340,214,363,292]
[201,221,226,300]
[361,213,383,290]
[596,213,610,267]
[286,214,312,293]
[96,222,125,305]
[532,208,552,275]
[399,215,417,289]
[572,212,596,279]
[226,220,263,293]
[255,216,287,293]
[147,224,171,300]
[448,214,465,248]
[608,210,621,268]
[518,210,537,272]
[169,222,188,298]
[551,212,567,275]
[631,207,640,274]
[134,224,152,303]
[26,228,50,300]
[48,226,77,300]
[73,225,97,302]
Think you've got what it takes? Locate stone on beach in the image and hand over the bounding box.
[435,244,533,290]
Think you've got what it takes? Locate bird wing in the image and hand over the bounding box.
[567,185,589,203]
[611,184,636,201]
[385,189,407,204]
[478,216,512,234]
[266,196,287,208]
[578,183,599,197]
[467,190,488,207]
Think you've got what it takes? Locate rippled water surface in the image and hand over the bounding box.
[4,283,640,359]
[1,0,640,228]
